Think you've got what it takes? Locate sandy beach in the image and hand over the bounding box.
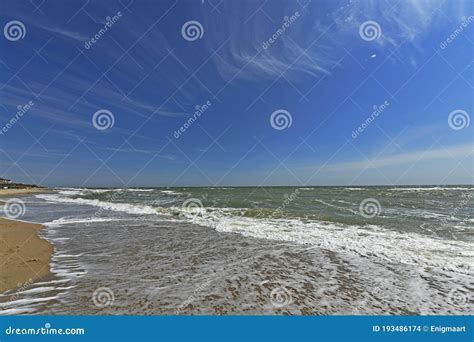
[0,188,50,198]
[0,218,53,294]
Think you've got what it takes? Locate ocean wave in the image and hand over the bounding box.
[87,189,114,193]
[387,187,473,191]
[0,295,60,309]
[58,188,157,193]
[45,217,131,227]
[108,188,155,192]
[313,199,357,213]
[159,206,473,275]
[223,220,471,274]
[14,286,75,296]
[35,193,473,275]
[0,308,37,315]
[35,194,157,215]
[57,188,113,195]
[198,187,228,190]
[160,190,182,195]
[44,193,471,273]
[57,189,85,196]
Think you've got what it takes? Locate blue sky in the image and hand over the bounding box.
[0,0,472,187]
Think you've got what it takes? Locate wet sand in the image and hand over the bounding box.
[0,218,53,293]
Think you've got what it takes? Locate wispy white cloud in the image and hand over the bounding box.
[88,144,177,160]
[204,0,464,83]
[203,2,334,82]
[332,0,470,47]
[36,24,89,42]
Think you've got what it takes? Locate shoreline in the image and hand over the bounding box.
[0,187,471,315]
[0,188,51,198]
[0,217,53,294]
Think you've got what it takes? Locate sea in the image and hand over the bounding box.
[0,186,472,315]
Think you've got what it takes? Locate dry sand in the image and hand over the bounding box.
[0,218,53,293]
[0,188,50,197]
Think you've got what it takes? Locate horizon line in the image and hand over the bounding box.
[48,183,474,189]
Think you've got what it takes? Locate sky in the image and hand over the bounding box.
[0,0,472,187]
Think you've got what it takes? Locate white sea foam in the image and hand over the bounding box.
[50,268,87,278]
[201,187,234,190]
[87,189,113,193]
[14,286,75,295]
[36,194,157,215]
[57,187,117,195]
[0,308,37,315]
[28,279,70,286]
[45,217,129,227]
[35,191,473,277]
[0,301,53,315]
[160,190,182,195]
[178,209,473,275]
[53,254,83,258]
[0,295,59,308]
[58,190,85,196]
[103,188,155,192]
[49,237,71,242]
[387,187,473,191]
[313,199,356,213]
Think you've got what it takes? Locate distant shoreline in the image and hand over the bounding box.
[0,188,51,198]
[49,184,474,189]
[0,218,53,294]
